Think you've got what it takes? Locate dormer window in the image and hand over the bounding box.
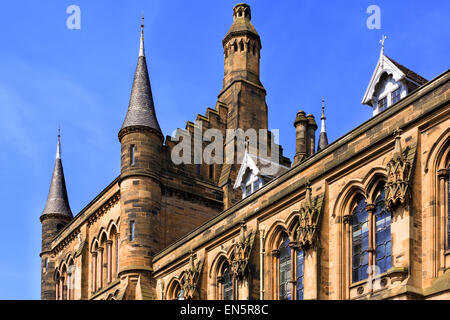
[362,46,428,117]
[242,175,264,198]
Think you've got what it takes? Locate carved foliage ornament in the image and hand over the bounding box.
[230,222,256,279]
[181,252,204,300]
[385,130,417,212]
[296,183,324,250]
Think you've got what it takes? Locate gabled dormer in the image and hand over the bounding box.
[234,147,289,199]
[362,37,428,116]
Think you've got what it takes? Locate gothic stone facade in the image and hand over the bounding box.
[40,4,450,300]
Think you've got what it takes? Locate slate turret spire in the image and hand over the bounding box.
[317,97,329,152]
[41,129,73,218]
[119,14,162,139]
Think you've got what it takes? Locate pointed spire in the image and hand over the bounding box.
[317,97,329,152]
[42,130,73,218]
[120,16,162,137]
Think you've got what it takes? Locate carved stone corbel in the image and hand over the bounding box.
[385,129,417,212]
[181,251,204,300]
[295,183,324,250]
[230,222,256,279]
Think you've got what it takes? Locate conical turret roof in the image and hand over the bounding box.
[120,19,162,134]
[41,132,73,218]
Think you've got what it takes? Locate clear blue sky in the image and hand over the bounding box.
[0,0,448,299]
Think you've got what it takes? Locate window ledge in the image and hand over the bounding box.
[349,271,390,289]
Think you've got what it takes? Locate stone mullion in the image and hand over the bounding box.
[289,242,297,300]
[217,276,224,300]
[272,249,280,300]
[438,169,449,273]
[343,214,352,298]
[366,204,376,275]
[55,281,59,300]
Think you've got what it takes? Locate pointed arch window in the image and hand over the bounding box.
[375,189,392,274]
[174,282,184,300]
[296,249,304,300]
[352,196,369,283]
[223,263,233,300]
[279,235,291,300]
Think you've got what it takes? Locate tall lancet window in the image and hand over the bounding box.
[352,196,369,283]
[296,249,304,300]
[279,235,291,300]
[223,263,233,300]
[375,189,391,274]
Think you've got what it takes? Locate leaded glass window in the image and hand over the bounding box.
[279,236,291,300]
[391,88,401,104]
[223,263,233,300]
[375,189,391,274]
[296,249,304,300]
[352,196,369,283]
[378,96,388,112]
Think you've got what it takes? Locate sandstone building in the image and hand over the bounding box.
[40,3,450,300]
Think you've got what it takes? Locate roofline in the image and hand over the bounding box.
[49,175,120,246]
[153,68,450,262]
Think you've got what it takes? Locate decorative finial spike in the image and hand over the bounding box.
[56,127,61,159]
[321,97,325,119]
[379,35,387,68]
[139,13,145,57]
[320,97,326,133]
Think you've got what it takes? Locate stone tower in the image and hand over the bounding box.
[218,3,269,207]
[40,132,73,300]
[220,3,267,132]
[117,19,163,299]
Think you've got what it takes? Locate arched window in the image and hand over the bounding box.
[374,189,391,274]
[279,235,291,300]
[173,281,184,300]
[296,249,304,300]
[352,196,369,283]
[223,263,233,300]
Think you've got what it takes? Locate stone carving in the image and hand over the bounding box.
[296,182,324,249]
[230,222,256,279]
[181,252,204,300]
[385,129,416,211]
